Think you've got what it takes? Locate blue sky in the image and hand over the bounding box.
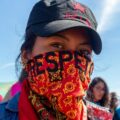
[0,0,120,96]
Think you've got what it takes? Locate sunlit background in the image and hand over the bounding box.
[0,0,120,98]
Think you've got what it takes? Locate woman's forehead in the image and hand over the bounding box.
[95,82,105,87]
[51,28,90,43]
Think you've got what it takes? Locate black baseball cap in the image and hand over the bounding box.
[26,0,102,54]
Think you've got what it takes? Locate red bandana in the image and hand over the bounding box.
[18,80,38,120]
[19,50,94,120]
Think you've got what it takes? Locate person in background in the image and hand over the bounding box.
[85,77,111,120]
[0,94,3,102]
[110,92,120,120]
[0,0,102,119]
[3,82,21,101]
[86,77,109,107]
[3,71,25,101]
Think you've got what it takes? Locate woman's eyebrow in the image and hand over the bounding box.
[53,34,69,41]
[79,42,91,45]
[78,42,92,50]
[50,34,91,46]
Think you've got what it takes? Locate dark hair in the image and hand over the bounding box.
[15,30,37,82]
[86,77,109,107]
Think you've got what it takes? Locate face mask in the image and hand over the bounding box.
[25,50,94,119]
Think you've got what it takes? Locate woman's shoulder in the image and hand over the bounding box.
[0,93,20,120]
[0,101,8,112]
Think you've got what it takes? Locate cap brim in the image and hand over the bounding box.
[28,20,102,54]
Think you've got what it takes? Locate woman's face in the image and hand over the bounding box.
[92,82,105,101]
[29,28,92,57]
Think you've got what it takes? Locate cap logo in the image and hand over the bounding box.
[73,2,85,13]
[64,12,92,28]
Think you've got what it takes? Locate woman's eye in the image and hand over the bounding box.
[84,50,92,56]
[51,43,64,49]
[79,49,92,55]
[78,49,93,60]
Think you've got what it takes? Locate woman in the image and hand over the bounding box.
[0,0,102,119]
[85,77,112,120]
[86,77,109,107]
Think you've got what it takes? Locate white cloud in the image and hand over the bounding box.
[0,63,15,70]
[97,0,120,33]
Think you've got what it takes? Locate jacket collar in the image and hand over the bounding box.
[5,92,20,112]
